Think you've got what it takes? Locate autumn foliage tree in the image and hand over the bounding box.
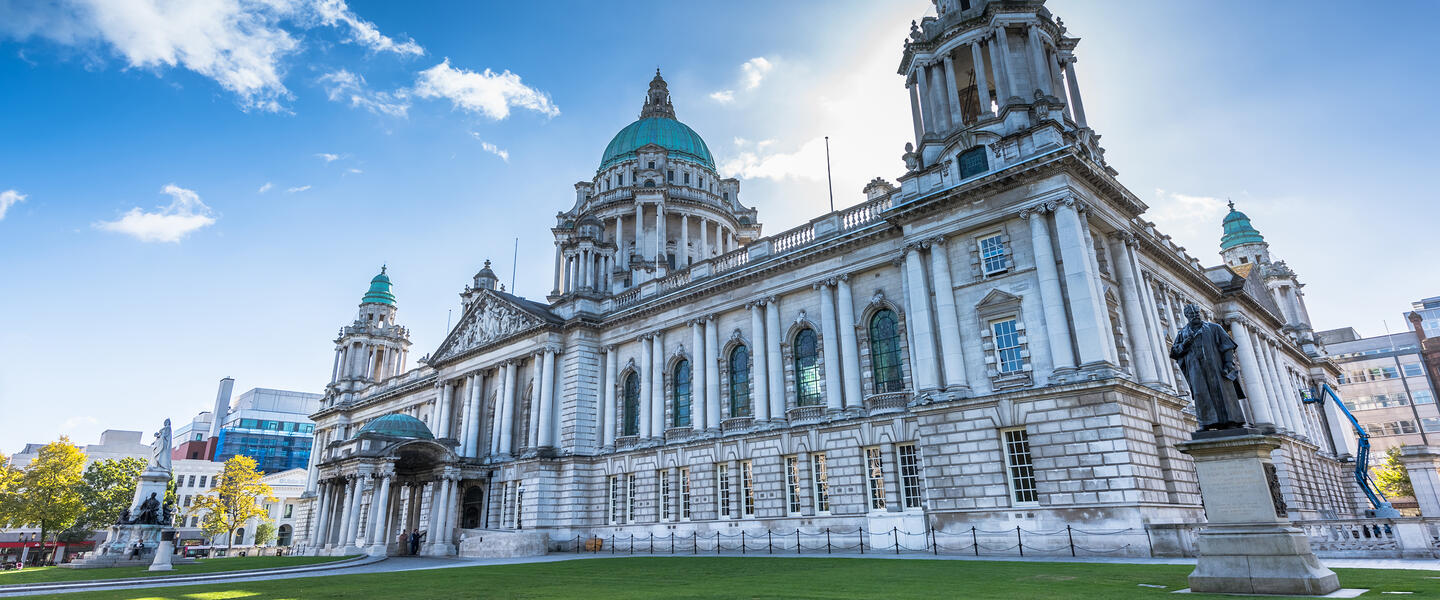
[70,457,148,535]
[190,455,274,549]
[1375,446,1415,500]
[0,439,86,564]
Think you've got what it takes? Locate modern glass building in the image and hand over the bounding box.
[174,387,322,473]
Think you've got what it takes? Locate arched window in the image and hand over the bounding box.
[672,359,692,428]
[729,346,751,417]
[870,309,903,393]
[794,329,821,406]
[622,372,641,436]
[276,524,293,546]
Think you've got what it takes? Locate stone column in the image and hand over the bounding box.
[765,297,786,421]
[818,281,844,412]
[458,375,473,457]
[1024,206,1075,373]
[915,62,934,136]
[1138,275,1176,390]
[699,217,709,258]
[640,336,654,438]
[444,478,460,544]
[1027,24,1051,96]
[539,348,557,448]
[1250,330,1286,433]
[335,478,355,548]
[1227,317,1276,428]
[1063,57,1088,127]
[705,315,722,428]
[617,215,627,269]
[634,203,645,263]
[551,244,562,295]
[835,277,862,409]
[750,302,771,420]
[344,477,364,547]
[994,25,1017,99]
[489,368,503,455]
[927,237,969,391]
[312,481,333,548]
[1078,213,1118,364]
[1109,233,1160,384]
[681,214,690,267]
[526,354,543,449]
[499,361,517,455]
[691,321,708,430]
[368,475,392,548]
[603,346,617,448]
[903,244,941,391]
[654,204,665,262]
[470,372,487,457]
[1400,446,1440,517]
[1052,200,1110,368]
[426,480,445,548]
[907,81,925,148]
[651,332,666,436]
[1262,339,1297,434]
[941,53,962,125]
[971,41,993,118]
[330,348,342,383]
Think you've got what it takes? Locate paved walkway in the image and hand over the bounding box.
[6,552,1438,597]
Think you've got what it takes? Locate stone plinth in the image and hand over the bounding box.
[1399,445,1440,517]
[456,529,547,558]
[1176,433,1339,596]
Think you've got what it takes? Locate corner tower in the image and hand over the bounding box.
[329,266,412,394]
[550,72,762,308]
[1219,203,1320,356]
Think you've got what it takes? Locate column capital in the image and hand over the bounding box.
[543,343,564,355]
[1019,201,1054,219]
[927,235,948,247]
[904,240,928,253]
[837,273,851,283]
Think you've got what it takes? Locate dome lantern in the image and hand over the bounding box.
[361,265,397,306]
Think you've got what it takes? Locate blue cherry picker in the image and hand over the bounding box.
[1302,383,1401,518]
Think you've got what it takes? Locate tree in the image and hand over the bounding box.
[190,455,274,550]
[70,457,147,534]
[254,522,277,546]
[0,439,86,564]
[1375,446,1415,499]
[0,453,22,525]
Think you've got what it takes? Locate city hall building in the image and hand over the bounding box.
[299,0,1361,557]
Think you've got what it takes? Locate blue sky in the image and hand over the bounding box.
[2,0,1437,452]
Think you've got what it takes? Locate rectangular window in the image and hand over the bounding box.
[898,444,923,509]
[658,470,671,522]
[992,319,1023,374]
[514,482,525,529]
[865,447,887,511]
[785,456,802,515]
[717,463,731,518]
[1003,428,1039,504]
[1400,420,1419,434]
[284,504,293,519]
[683,172,690,185]
[608,475,623,525]
[199,476,207,488]
[667,169,674,182]
[740,460,756,517]
[1404,363,1424,377]
[1423,418,1440,433]
[626,474,636,524]
[978,234,1009,275]
[1415,390,1436,405]
[187,475,196,487]
[680,468,691,521]
[811,453,830,514]
[183,495,191,507]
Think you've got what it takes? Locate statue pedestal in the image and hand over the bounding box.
[1176,433,1339,596]
[130,468,171,514]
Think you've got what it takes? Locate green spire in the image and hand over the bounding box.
[361,265,396,306]
[1219,200,1265,250]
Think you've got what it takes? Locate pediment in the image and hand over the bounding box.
[976,288,1021,308]
[430,290,557,364]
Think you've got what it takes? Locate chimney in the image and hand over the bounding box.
[208,377,234,440]
[1410,311,1428,343]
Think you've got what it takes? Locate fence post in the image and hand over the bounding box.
[859,527,865,555]
[767,530,773,554]
[971,526,978,557]
[610,534,614,555]
[893,527,900,555]
[649,532,654,555]
[1016,526,1024,557]
[796,529,801,555]
[716,531,720,555]
[741,530,746,555]
[575,535,581,554]
[670,531,675,554]
[930,523,938,556]
[693,530,697,555]
[826,528,832,554]
[1144,526,1154,558]
[1067,525,1075,557]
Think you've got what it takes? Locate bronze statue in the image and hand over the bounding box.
[135,493,162,525]
[1170,304,1248,431]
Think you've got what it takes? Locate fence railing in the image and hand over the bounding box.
[557,525,1147,558]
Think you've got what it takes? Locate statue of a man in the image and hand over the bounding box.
[135,493,162,525]
[151,419,173,474]
[1170,304,1248,431]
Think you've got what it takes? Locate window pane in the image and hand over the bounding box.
[785,456,801,514]
[623,373,641,436]
[979,235,1009,275]
[673,360,691,428]
[717,463,731,518]
[1404,363,1424,377]
[865,447,887,511]
[729,346,751,417]
[811,453,830,513]
[1004,429,1038,504]
[794,329,822,406]
[898,444,923,509]
[992,319,1023,374]
[869,310,903,393]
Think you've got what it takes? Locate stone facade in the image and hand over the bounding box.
[298,0,1361,558]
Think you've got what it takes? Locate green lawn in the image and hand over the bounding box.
[0,555,352,586]
[16,557,1438,600]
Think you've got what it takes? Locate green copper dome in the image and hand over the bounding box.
[600,117,715,172]
[355,413,433,440]
[361,266,396,306]
[1219,202,1266,250]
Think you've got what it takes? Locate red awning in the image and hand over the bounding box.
[0,541,94,549]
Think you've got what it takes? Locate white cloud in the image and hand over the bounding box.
[470,134,510,162]
[346,167,363,174]
[0,189,26,220]
[312,0,423,56]
[1145,189,1232,254]
[710,56,775,104]
[287,185,312,193]
[94,184,216,243]
[0,0,422,112]
[414,59,559,120]
[316,152,341,162]
[258,182,273,193]
[318,69,410,117]
[721,137,829,182]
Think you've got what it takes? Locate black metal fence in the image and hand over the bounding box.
[558,525,1149,557]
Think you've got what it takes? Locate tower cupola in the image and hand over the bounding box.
[473,260,498,291]
[1219,201,1271,267]
[640,69,676,120]
[362,266,397,306]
